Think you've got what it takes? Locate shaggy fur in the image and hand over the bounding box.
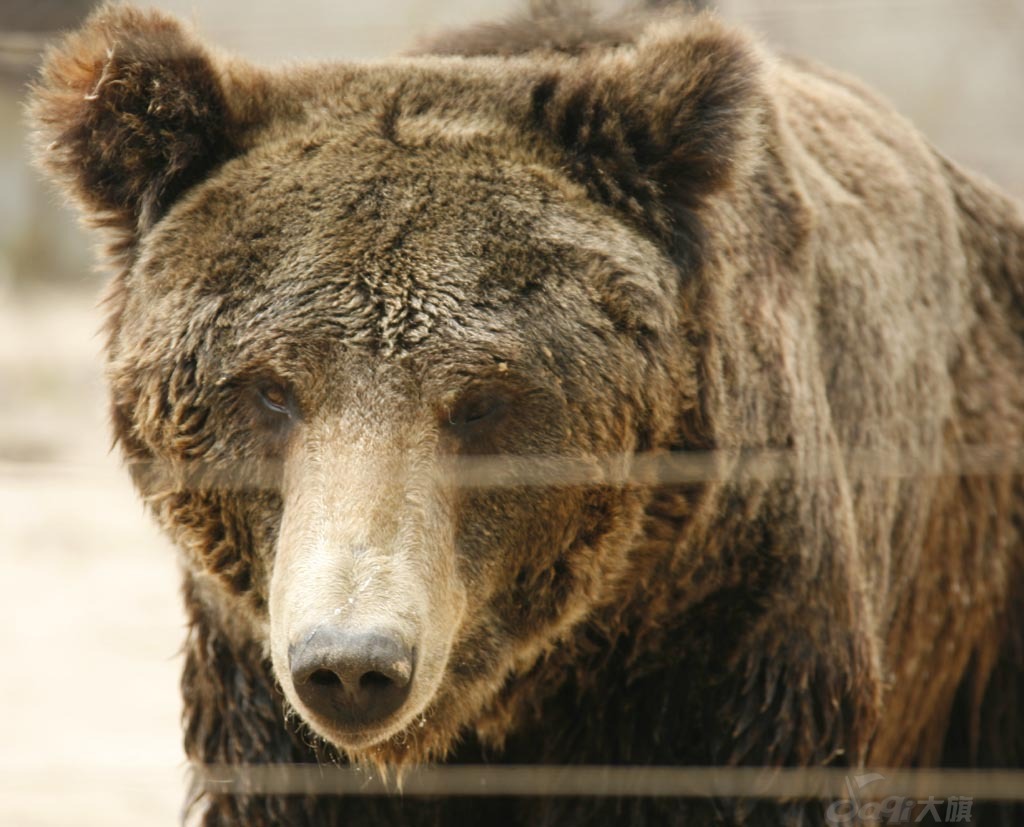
[29,3,1024,825]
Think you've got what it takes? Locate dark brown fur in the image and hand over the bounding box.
[28,2,1024,825]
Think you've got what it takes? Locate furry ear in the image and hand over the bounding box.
[28,5,243,243]
[529,16,765,242]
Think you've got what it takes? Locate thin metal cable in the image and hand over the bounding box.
[196,763,1024,800]
[3,443,1023,490]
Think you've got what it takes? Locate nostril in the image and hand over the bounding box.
[359,670,394,691]
[309,669,341,688]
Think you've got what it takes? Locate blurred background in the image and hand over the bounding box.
[1,1,1022,825]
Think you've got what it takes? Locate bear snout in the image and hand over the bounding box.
[288,625,415,731]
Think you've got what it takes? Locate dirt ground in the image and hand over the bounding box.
[0,292,186,826]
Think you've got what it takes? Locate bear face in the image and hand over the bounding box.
[29,5,762,767]
[123,129,683,760]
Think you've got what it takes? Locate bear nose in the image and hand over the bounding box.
[289,626,415,729]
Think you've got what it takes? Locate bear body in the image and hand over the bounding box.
[29,3,1024,825]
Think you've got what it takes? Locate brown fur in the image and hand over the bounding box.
[28,2,1024,825]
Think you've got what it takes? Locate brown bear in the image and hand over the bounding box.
[29,2,1024,825]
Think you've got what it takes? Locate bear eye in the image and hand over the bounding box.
[252,379,298,427]
[447,393,505,429]
[259,383,291,416]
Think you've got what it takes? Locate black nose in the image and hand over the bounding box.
[289,626,415,729]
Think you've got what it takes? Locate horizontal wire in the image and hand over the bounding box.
[3,444,1023,490]
[197,763,1024,801]
[0,33,50,51]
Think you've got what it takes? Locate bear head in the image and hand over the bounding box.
[29,4,764,766]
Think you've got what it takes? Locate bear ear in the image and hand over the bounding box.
[28,5,244,244]
[529,16,766,241]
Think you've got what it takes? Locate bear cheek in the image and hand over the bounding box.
[454,487,579,634]
[481,485,644,647]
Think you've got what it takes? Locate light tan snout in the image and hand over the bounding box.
[268,414,465,748]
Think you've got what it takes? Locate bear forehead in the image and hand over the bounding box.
[149,129,563,285]
[127,120,673,360]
